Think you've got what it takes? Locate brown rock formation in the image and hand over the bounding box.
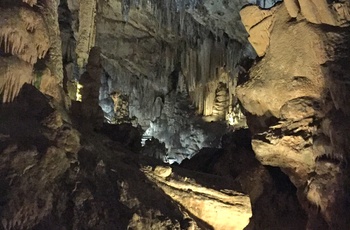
[0,85,79,229]
[143,165,252,230]
[0,1,67,107]
[237,4,325,185]
[0,84,253,230]
[237,1,350,228]
[3,0,350,229]
[78,47,103,126]
[0,6,51,103]
[240,5,276,57]
[75,0,97,69]
[285,0,350,26]
[0,7,49,65]
[181,129,308,229]
[0,57,34,103]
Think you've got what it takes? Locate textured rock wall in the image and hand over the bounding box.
[143,165,252,230]
[95,0,258,160]
[2,84,250,230]
[0,0,68,106]
[237,1,350,228]
[181,129,308,229]
[74,0,97,69]
[0,85,80,229]
[0,6,49,103]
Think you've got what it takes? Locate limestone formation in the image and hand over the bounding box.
[283,0,300,18]
[0,3,66,106]
[284,0,350,26]
[142,165,252,230]
[0,7,50,102]
[0,85,79,229]
[75,0,97,69]
[79,47,103,125]
[237,1,350,228]
[0,7,50,65]
[41,0,65,85]
[237,5,326,118]
[0,57,34,103]
[2,0,350,229]
[240,5,276,56]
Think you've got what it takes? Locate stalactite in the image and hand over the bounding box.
[0,57,34,103]
[0,8,50,65]
[110,0,246,120]
[75,0,97,71]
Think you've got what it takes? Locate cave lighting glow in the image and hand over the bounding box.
[76,83,83,102]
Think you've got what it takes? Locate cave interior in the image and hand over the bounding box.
[1,0,350,229]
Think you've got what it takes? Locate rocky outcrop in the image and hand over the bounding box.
[94,0,252,159]
[240,5,276,57]
[237,2,350,228]
[284,0,350,26]
[237,4,325,185]
[0,84,256,230]
[0,85,80,229]
[0,6,50,103]
[180,129,308,229]
[0,0,67,106]
[143,165,252,230]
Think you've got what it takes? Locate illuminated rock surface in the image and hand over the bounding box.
[143,165,252,230]
[238,1,350,229]
[1,0,350,229]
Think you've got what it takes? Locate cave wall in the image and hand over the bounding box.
[237,1,350,228]
[0,0,69,107]
[93,0,262,160]
[0,0,282,160]
[3,0,350,228]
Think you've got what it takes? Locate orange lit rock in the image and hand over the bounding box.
[0,57,33,103]
[143,166,252,230]
[240,5,276,57]
[284,0,350,26]
[284,0,299,18]
[0,7,50,65]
